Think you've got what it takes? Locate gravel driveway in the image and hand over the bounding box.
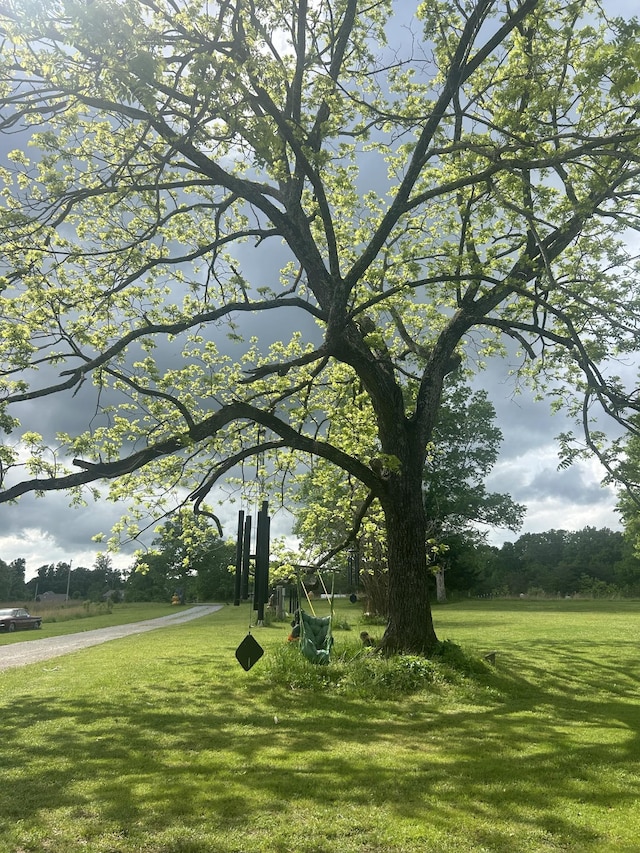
[0,605,223,672]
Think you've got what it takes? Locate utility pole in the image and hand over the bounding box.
[65,559,72,601]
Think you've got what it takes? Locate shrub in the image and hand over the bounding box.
[334,652,440,697]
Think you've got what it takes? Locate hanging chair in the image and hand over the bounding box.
[297,570,335,665]
[299,610,332,665]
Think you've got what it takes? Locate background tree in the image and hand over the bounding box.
[125,552,177,603]
[432,534,498,599]
[613,417,640,557]
[1,1,640,653]
[424,386,525,534]
[87,553,122,600]
[423,384,525,600]
[0,557,27,602]
[125,511,235,602]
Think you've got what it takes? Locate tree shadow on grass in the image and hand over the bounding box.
[1,639,640,852]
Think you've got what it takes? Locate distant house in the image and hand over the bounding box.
[36,591,69,604]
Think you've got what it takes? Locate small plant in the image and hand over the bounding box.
[264,643,342,690]
[360,612,387,626]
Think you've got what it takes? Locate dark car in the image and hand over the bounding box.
[0,608,42,632]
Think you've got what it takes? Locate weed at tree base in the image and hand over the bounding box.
[263,638,493,699]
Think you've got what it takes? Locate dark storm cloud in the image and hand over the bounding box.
[0,491,118,545]
[520,465,609,506]
[0,489,139,576]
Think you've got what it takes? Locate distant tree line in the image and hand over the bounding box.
[3,523,638,606]
[0,555,122,602]
[1,525,236,606]
[441,527,640,600]
[23,555,124,602]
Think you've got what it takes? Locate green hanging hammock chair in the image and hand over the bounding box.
[299,610,332,665]
[297,570,335,665]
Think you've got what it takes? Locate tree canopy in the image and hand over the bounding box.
[1,0,640,652]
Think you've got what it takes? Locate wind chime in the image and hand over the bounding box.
[233,499,270,671]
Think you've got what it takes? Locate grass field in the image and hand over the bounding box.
[1,599,639,852]
[0,601,189,643]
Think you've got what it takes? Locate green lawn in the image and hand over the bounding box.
[0,602,193,644]
[1,599,639,852]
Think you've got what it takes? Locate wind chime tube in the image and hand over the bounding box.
[233,510,244,606]
[254,500,270,623]
[241,514,251,600]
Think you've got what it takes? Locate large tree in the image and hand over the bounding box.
[424,386,525,535]
[612,415,640,554]
[423,384,525,600]
[1,0,640,653]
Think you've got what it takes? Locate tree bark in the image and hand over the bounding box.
[435,568,447,603]
[379,475,439,655]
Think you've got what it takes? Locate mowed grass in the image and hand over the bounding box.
[0,601,194,643]
[1,600,640,853]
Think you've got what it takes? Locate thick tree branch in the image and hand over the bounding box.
[0,401,383,503]
[239,345,329,383]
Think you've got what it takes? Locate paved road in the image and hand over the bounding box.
[0,605,223,672]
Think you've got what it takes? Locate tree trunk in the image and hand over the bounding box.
[380,477,439,655]
[435,568,447,603]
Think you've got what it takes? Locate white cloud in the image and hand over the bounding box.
[483,440,621,546]
[0,526,132,577]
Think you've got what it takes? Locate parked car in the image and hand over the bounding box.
[0,608,42,632]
